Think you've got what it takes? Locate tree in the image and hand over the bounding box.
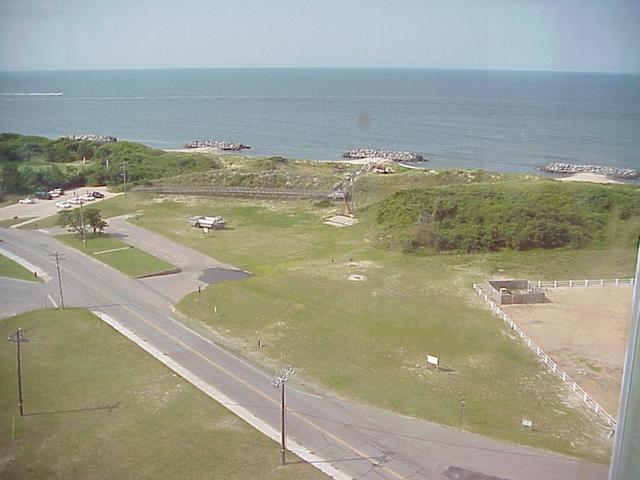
[57,207,107,236]
[85,208,108,234]
[0,162,24,194]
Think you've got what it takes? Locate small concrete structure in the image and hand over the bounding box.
[487,279,547,305]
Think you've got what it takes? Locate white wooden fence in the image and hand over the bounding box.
[529,278,634,289]
[473,283,618,427]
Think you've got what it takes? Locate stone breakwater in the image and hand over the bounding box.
[343,149,425,162]
[63,134,117,143]
[185,140,251,151]
[542,163,639,180]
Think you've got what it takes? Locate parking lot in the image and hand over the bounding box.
[0,186,118,226]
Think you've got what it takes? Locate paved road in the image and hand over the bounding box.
[0,228,609,480]
[107,215,244,302]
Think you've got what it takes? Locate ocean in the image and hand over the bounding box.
[0,68,638,174]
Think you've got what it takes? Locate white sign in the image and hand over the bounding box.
[427,355,439,367]
[522,419,533,429]
[203,227,209,234]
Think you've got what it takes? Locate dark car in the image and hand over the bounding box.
[34,191,53,200]
[90,191,104,198]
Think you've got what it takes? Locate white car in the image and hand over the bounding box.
[79,194,95,202]
[67,197,82,205]
[19,198,35,204]
[56,201,72,209]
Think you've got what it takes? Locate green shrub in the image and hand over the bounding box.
[375,181,640,252]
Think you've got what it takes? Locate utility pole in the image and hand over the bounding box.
[49,252,65,309]
[79,200,88,248]
[121,161,128,198]
[7,329,31,416]
[272,366,295,465]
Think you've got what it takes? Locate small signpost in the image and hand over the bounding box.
[427,354,439,371]
[521,418,533,431]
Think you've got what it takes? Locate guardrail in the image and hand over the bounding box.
[473,283,617,427]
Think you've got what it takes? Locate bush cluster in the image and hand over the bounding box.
[0,133,219,195]
[375,182,640,252]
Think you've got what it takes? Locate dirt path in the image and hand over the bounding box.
[503,286,632,415]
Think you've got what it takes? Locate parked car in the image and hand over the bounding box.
[19,198,36,204]
[56,201,72,209]
[48,191,60,198]
[67,197,82,205]
[34,191,52,200]
[79,194,95,202]
[90,191,104,198]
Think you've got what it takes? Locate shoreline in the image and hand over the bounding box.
[555,172,623,184]
[162,148,639,185]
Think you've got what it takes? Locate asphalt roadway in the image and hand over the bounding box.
[0,228,609,480]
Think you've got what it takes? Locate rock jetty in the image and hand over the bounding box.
[185,140,251,151]
[63,134,117,143]
[343,149,424,162]
[542,162,639,180]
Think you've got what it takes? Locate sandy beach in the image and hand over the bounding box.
[163,147,222,154]
[555,172,622,184]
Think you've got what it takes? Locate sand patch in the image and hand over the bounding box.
[502,286,632,414]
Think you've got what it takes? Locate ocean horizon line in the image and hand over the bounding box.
[2,66,639,76]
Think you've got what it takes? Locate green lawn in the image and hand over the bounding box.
[0,254,40,282]
[90,193,633,462]
[39,181,638,461]
[55,233,175,278]
[0,217,36,228]
[0,309,326,480]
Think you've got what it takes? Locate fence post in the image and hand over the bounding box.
[585,279,589,287]
[569,280,573,287]
[601,279,604,286]
[616,278,619,286]
[554,280,557,287]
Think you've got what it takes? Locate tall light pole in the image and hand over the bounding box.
[121,161,128,198]
[79,200,87,248]
[272,366,295,465]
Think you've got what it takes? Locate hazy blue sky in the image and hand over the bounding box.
[1,0,638,72]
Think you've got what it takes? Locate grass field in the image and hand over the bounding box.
[0,217,36,228]
[55,233,175,278]
[0,309,326,480]
[27,178,639,461]
[0,253,40,282]
[72,193,636,462]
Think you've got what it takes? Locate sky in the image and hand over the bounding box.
[0,0,638,73]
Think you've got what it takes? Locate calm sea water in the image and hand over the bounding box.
[0,68,638,174]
